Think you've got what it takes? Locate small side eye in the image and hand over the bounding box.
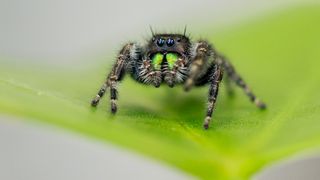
[166,38,174,46]
[157,38,165,47]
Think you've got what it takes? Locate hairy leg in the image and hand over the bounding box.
[184,40,214,91]
[91,83,108,107]
[224,73,235,96]
[203,64,223,129]
[91,43,139,113]
[217,55,266,109]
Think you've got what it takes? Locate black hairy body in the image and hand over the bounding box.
[91,32,266,129]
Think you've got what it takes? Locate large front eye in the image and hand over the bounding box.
[151,53,164,70]
[156,38,165,47]
[166,38,174,47]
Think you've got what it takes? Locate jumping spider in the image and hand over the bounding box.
[91,30,266,129]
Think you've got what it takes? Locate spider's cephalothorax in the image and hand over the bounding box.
[91,32,266,129]
[138,34,191,87]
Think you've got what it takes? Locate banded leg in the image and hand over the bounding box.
[218,55,266,109]
[91,82,108,107]
[203,64,223,129]
[91,43,138,113]
[184,40,214,91]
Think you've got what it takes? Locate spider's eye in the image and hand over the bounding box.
[166,53,179,69]
[166,38,174,46]
[156,38,165,47]
[151,53,164,70]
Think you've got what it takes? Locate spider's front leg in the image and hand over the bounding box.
[184,40,222,129]
[91,43,138,113]
[184,40,214,91]
[204,64,223,129]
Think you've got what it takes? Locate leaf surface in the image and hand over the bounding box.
[1,6,320,179]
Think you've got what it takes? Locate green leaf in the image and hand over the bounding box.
[1,6,320,179]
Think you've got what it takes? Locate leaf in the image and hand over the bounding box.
[1,6,320,179]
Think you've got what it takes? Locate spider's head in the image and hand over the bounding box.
[148,34,190,56]
[143,34,190,87]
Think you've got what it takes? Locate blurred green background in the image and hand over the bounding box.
[1,1,320,179]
